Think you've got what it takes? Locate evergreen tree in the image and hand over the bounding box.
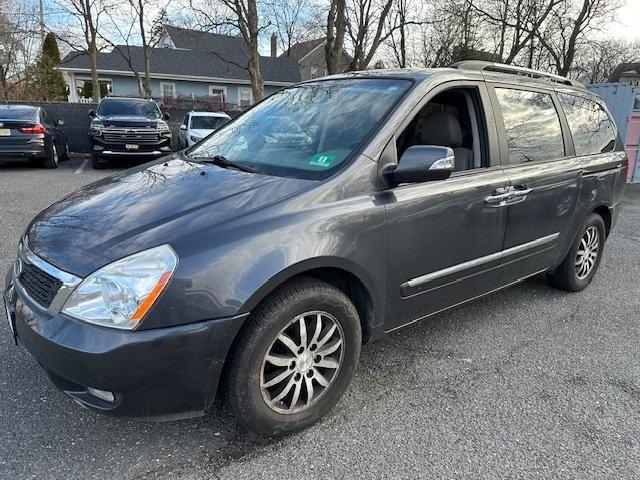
[29,33,67,100]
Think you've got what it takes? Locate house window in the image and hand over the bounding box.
[76,78,112,100]
[310,67,318,77]
[238,87,253,107]
[209,85,227,103]
[160,82,176,99]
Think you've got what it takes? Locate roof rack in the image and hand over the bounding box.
[450,60,585,89]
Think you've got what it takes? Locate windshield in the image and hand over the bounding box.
[187,78,412,179]
[97,99,161,118]
[191,115,229,130]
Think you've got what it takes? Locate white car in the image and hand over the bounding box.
[178,111,231,148]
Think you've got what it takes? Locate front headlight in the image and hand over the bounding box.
[189,135,202,143]
[61,245,178,330]
[90,119,104,130]
[157,120,170,131]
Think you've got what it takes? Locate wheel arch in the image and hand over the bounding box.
[239,257,383,344]
[592,204,612,237]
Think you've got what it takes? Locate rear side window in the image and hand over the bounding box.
[558,94,616,156]
[495,88,565,164]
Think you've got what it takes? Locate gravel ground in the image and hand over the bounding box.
[1,156,639,479]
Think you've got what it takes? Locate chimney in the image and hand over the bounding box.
[271,33,277,58]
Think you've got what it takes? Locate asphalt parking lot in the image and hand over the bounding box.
[1,155,639,479]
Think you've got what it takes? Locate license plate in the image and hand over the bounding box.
[3,292,17,345]
[125,144,139,150]
[0,128,10,136]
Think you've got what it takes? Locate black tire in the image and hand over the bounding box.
[60,141,70,161]
[224,277,362,436]
[92,153,107,169]
[42,142,59,169]
[548,213,606,292]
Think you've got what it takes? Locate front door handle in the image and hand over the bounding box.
[506,185,533,205]
[509,185,532,197]
[484,187,512,206]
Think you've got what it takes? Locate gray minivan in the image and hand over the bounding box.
[4,62,627,436]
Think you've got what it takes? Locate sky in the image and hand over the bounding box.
[611,0,640,41]
[41,0,640,47]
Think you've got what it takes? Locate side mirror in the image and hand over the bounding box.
[163,111,171,120]
[88,109,95,118]
[57,119,65,126]
[389,145,455,184]
[179,124,186,130]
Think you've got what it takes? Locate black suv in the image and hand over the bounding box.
[88,97,172,169]
[4,62,627,436]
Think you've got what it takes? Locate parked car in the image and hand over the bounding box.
[4,63,627,436]
[0,104,68,168]
[178,111,231,148]
[88,97,172,169]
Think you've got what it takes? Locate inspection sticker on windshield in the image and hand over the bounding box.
[309,153,335,168]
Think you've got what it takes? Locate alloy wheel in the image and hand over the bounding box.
[575,225,600,279]
[52,143,58,165]
[260,310,344,414]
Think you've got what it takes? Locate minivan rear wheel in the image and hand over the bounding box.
[548,213,606,292]
[224,277,362,436]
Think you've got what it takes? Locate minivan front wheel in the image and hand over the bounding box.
[224,277,362,436]
[548,213,606,292]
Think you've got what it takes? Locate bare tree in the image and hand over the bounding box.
[325,0,346,74]
[387,0,409,68]
[345,0,397,70]
[385,0,434,68]
[534,0,619,76]
[55,0,115,101]
[102,1,169,97]
[0,0,41,99]
[572,38,638,83]
[415,0,481,67]
[467,0,562,65]
[221,0,265,101]
[266,0,316,55]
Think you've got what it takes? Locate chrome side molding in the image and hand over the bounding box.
[404,233,560,289]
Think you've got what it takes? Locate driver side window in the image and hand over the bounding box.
[396,87,487,172]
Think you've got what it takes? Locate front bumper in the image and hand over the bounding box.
[4,269,246,421]
[90,132,172,158]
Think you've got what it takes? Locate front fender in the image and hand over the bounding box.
[138,188,388,331]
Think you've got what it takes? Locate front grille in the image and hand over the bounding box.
[19,262,62,308]
[102,130,161,144]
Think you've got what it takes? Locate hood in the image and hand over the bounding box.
[26,155,314,277]
[98,115,161,128]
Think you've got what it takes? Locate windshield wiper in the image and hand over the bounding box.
[195,154,261,174]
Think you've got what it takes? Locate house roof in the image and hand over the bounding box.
[59,45,301,84]
[281,38,326,61]
[163,25,248,55]
[608,62,640,82]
